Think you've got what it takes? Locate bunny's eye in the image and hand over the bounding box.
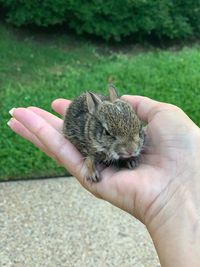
[103,128,111,136]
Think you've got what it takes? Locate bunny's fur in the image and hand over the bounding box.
[63,86,144,182]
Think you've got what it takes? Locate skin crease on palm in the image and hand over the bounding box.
[8,95,200,266]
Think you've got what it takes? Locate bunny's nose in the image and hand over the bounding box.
[126,148,134,156]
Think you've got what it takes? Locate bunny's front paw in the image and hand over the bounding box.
[126,157,140,169]
[85,157,101,183]
[86,169,100,183]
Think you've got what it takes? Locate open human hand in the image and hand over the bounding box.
[8,95,200,267]
[8,96,200,231]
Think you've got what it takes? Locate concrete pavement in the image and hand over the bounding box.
[0,177,159,267]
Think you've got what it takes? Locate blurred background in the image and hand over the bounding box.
[1,0,200,181]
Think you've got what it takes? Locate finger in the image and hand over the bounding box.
[51,99,71,116]
[7,117,55,159]
[28,106,63,133]
[121,95,165,123]
[11,108,84,175]
[9,107,117,198]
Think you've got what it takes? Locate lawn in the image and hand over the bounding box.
[1,23,200,180]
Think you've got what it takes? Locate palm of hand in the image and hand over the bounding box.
[95,99,198,229]
[98,108,191,224]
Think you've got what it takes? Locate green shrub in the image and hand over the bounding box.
[1,0,200,41]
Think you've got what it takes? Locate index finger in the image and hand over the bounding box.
[11,107,83,176]
[51,98,71,116]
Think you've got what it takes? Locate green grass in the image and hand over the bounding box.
[1,24,200,180]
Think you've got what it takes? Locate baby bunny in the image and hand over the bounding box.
[63,85,145,182]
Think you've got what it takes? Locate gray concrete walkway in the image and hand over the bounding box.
[0,177,159,267]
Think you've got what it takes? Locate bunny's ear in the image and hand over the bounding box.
[108,84,118,102]
[86,92,102,114]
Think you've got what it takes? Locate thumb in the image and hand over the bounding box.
[121,95,166,123]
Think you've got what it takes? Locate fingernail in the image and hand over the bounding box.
[9,108,16,116]
[7,118,13,127]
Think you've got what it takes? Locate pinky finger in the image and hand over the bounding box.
[8,118,58,161]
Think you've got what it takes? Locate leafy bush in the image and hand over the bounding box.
[1,0,200,41]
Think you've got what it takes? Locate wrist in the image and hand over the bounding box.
[147,187,200,267]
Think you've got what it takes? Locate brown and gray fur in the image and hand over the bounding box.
[63,86,145,182]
